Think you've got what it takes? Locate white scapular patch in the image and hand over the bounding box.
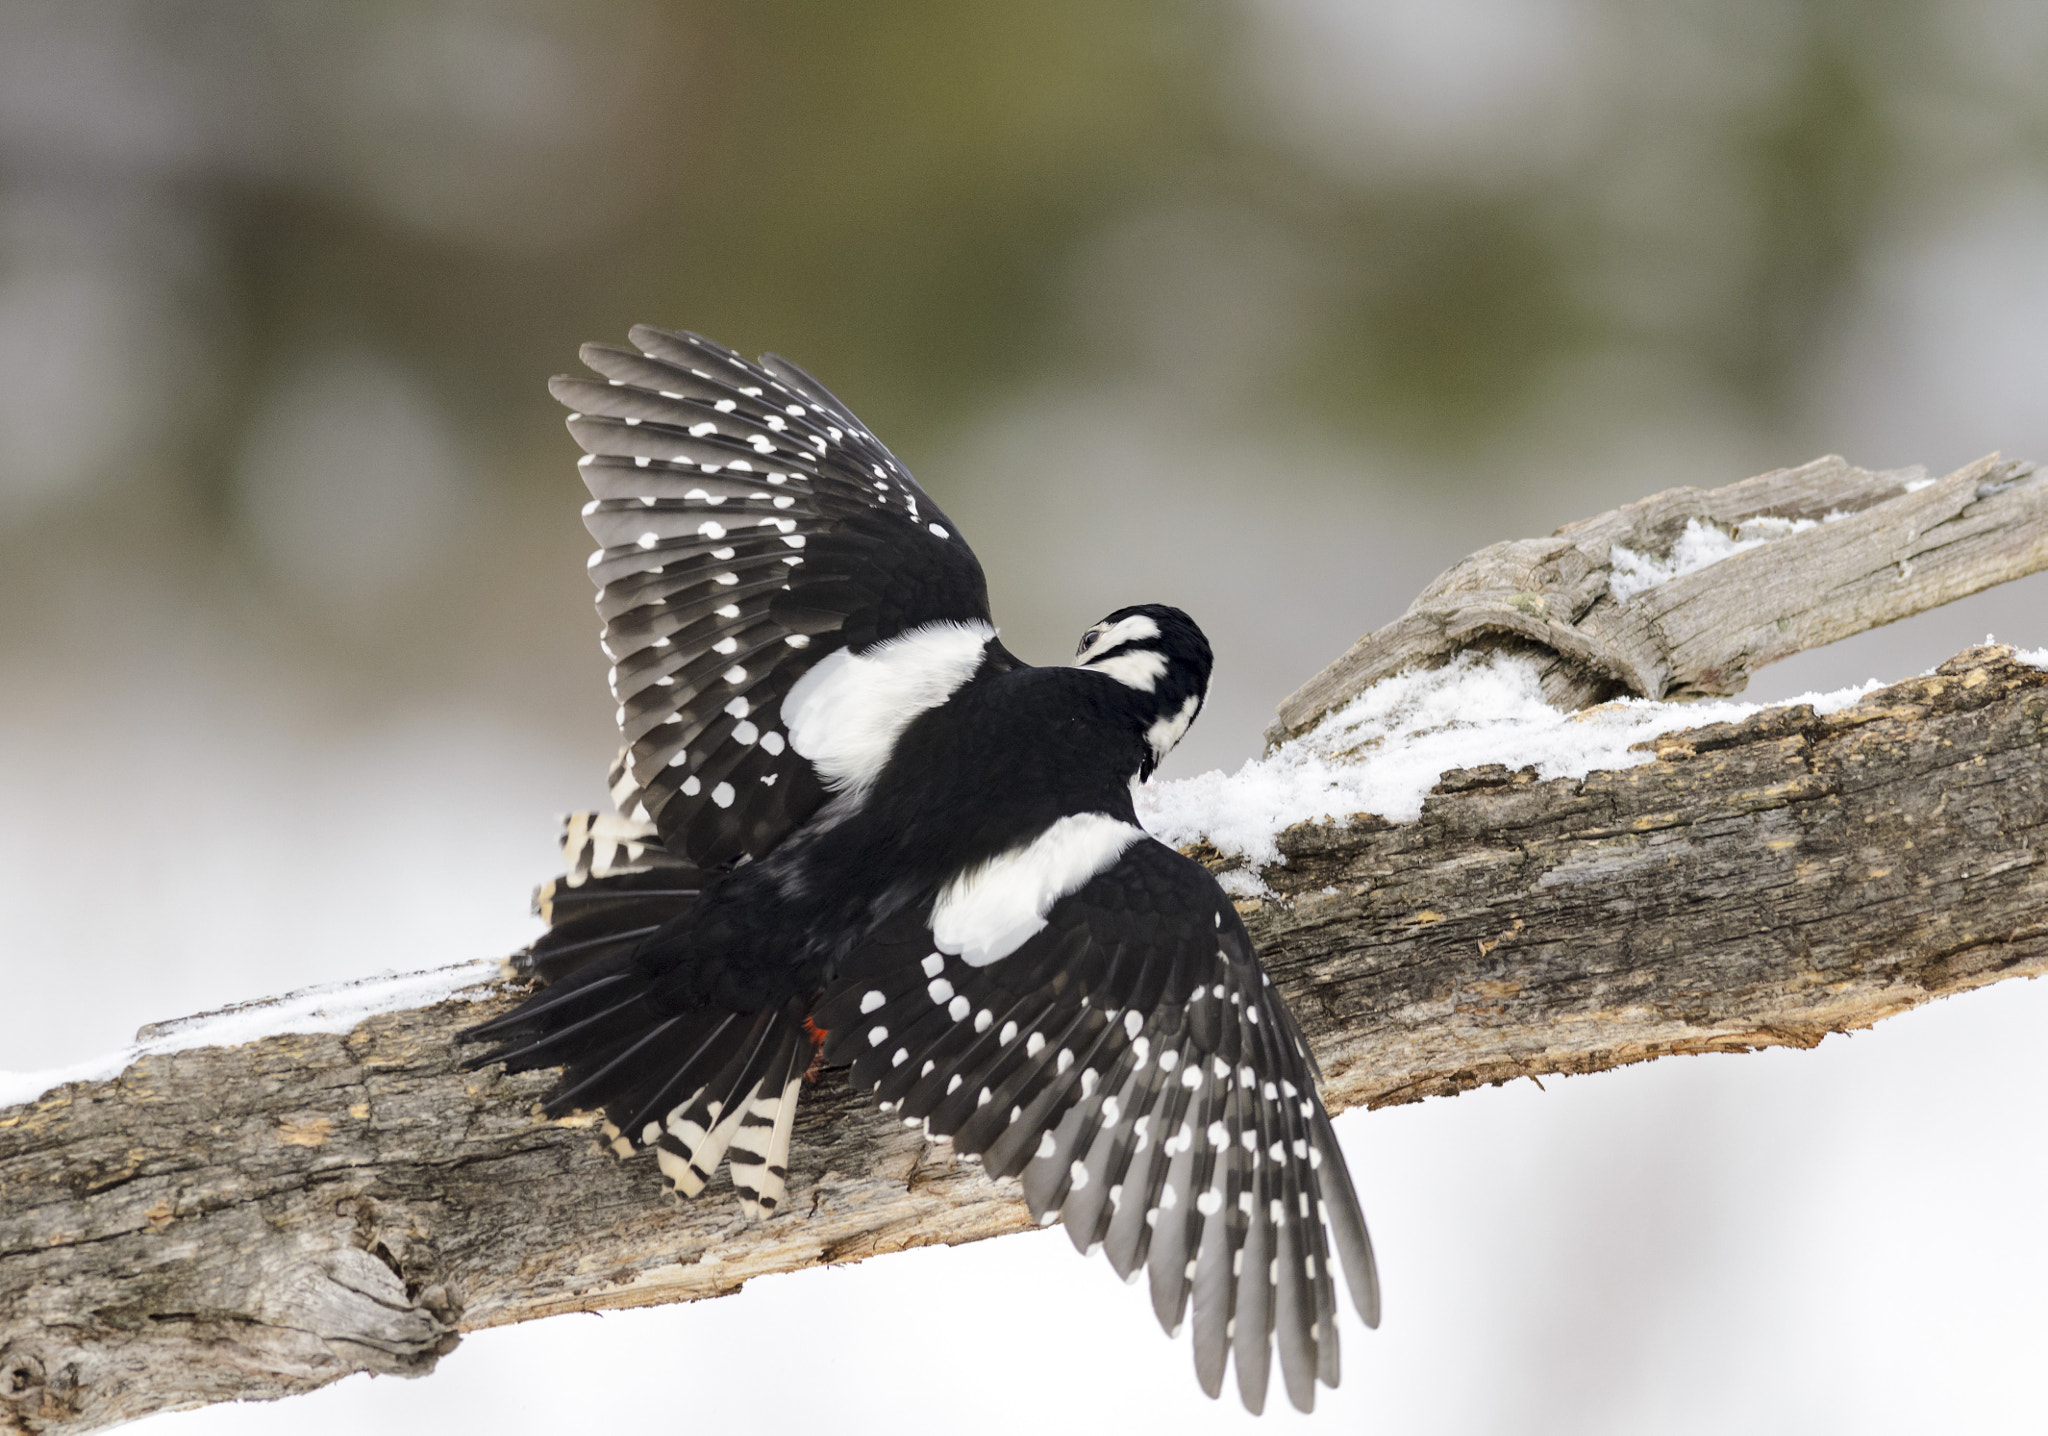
[781,619,995,798]
[931,812,1145,967]
[1145,692,1201,766]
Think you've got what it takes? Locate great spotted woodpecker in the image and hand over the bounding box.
[462,328,1378,1412]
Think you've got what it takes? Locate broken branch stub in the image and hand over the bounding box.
[1267,453,2048,743]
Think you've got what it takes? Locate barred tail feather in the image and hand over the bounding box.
[465,815,806,1220]
[512,810,700,982]
[648,1001,808,1212]
[728,1034,805,1219]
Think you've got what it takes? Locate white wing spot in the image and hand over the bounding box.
[711,782,735,808]
[860,991,885,1014]
[928,523,950,539]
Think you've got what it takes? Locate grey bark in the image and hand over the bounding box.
[1268,453,2048,740]
[5,457,2047,1434]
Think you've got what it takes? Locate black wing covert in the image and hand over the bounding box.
[812,838,1380,1414]
[555,327,994,868]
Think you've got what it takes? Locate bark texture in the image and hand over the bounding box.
[1268,453,2048,740]
[5,645,2044,1433]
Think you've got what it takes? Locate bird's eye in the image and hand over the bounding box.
[1077,630,1102,656]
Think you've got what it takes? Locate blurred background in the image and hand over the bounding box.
[4,1,2046,1431]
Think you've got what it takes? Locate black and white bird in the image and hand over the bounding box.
[462,327,1379,1413]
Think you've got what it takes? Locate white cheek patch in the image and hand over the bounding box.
[1146,692,1202,764]
[1085,613,1160,655]
[782,619,995,798]
[1087,648,1169,691]
[933,814,1146,967]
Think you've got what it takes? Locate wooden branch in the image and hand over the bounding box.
[5,452,2046,1433]
[1268,453,2048,741]
[5,645,2043,1433]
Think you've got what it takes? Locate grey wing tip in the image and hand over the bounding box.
[1315,1118,1381,1328]
[624,322,677,350]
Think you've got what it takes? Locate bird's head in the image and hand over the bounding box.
[1073,604,1213,780]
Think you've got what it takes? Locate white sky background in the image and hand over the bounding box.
[6,0,2048,1431]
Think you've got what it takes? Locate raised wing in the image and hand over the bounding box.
[812,838,1379,1414]
[555,327,994,868]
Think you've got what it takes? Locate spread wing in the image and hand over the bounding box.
[812,838,1379,1414]
[555,327,994,868]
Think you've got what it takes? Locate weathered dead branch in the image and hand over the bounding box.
[4,456,2046,1434]
[1269,453,2048,740]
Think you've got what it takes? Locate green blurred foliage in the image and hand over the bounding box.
[188,0,1907,470]
[5,0,2030,593]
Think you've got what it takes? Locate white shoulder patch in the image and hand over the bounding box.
[781,619,995,798]
[933,813,1146,967]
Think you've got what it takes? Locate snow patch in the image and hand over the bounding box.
[1608,515,1822,601]
[0,959,500,1110]
[1136,652,1883,870]
[2018,647,2048,669]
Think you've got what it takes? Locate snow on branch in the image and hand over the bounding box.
[4,458,2047,1435]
